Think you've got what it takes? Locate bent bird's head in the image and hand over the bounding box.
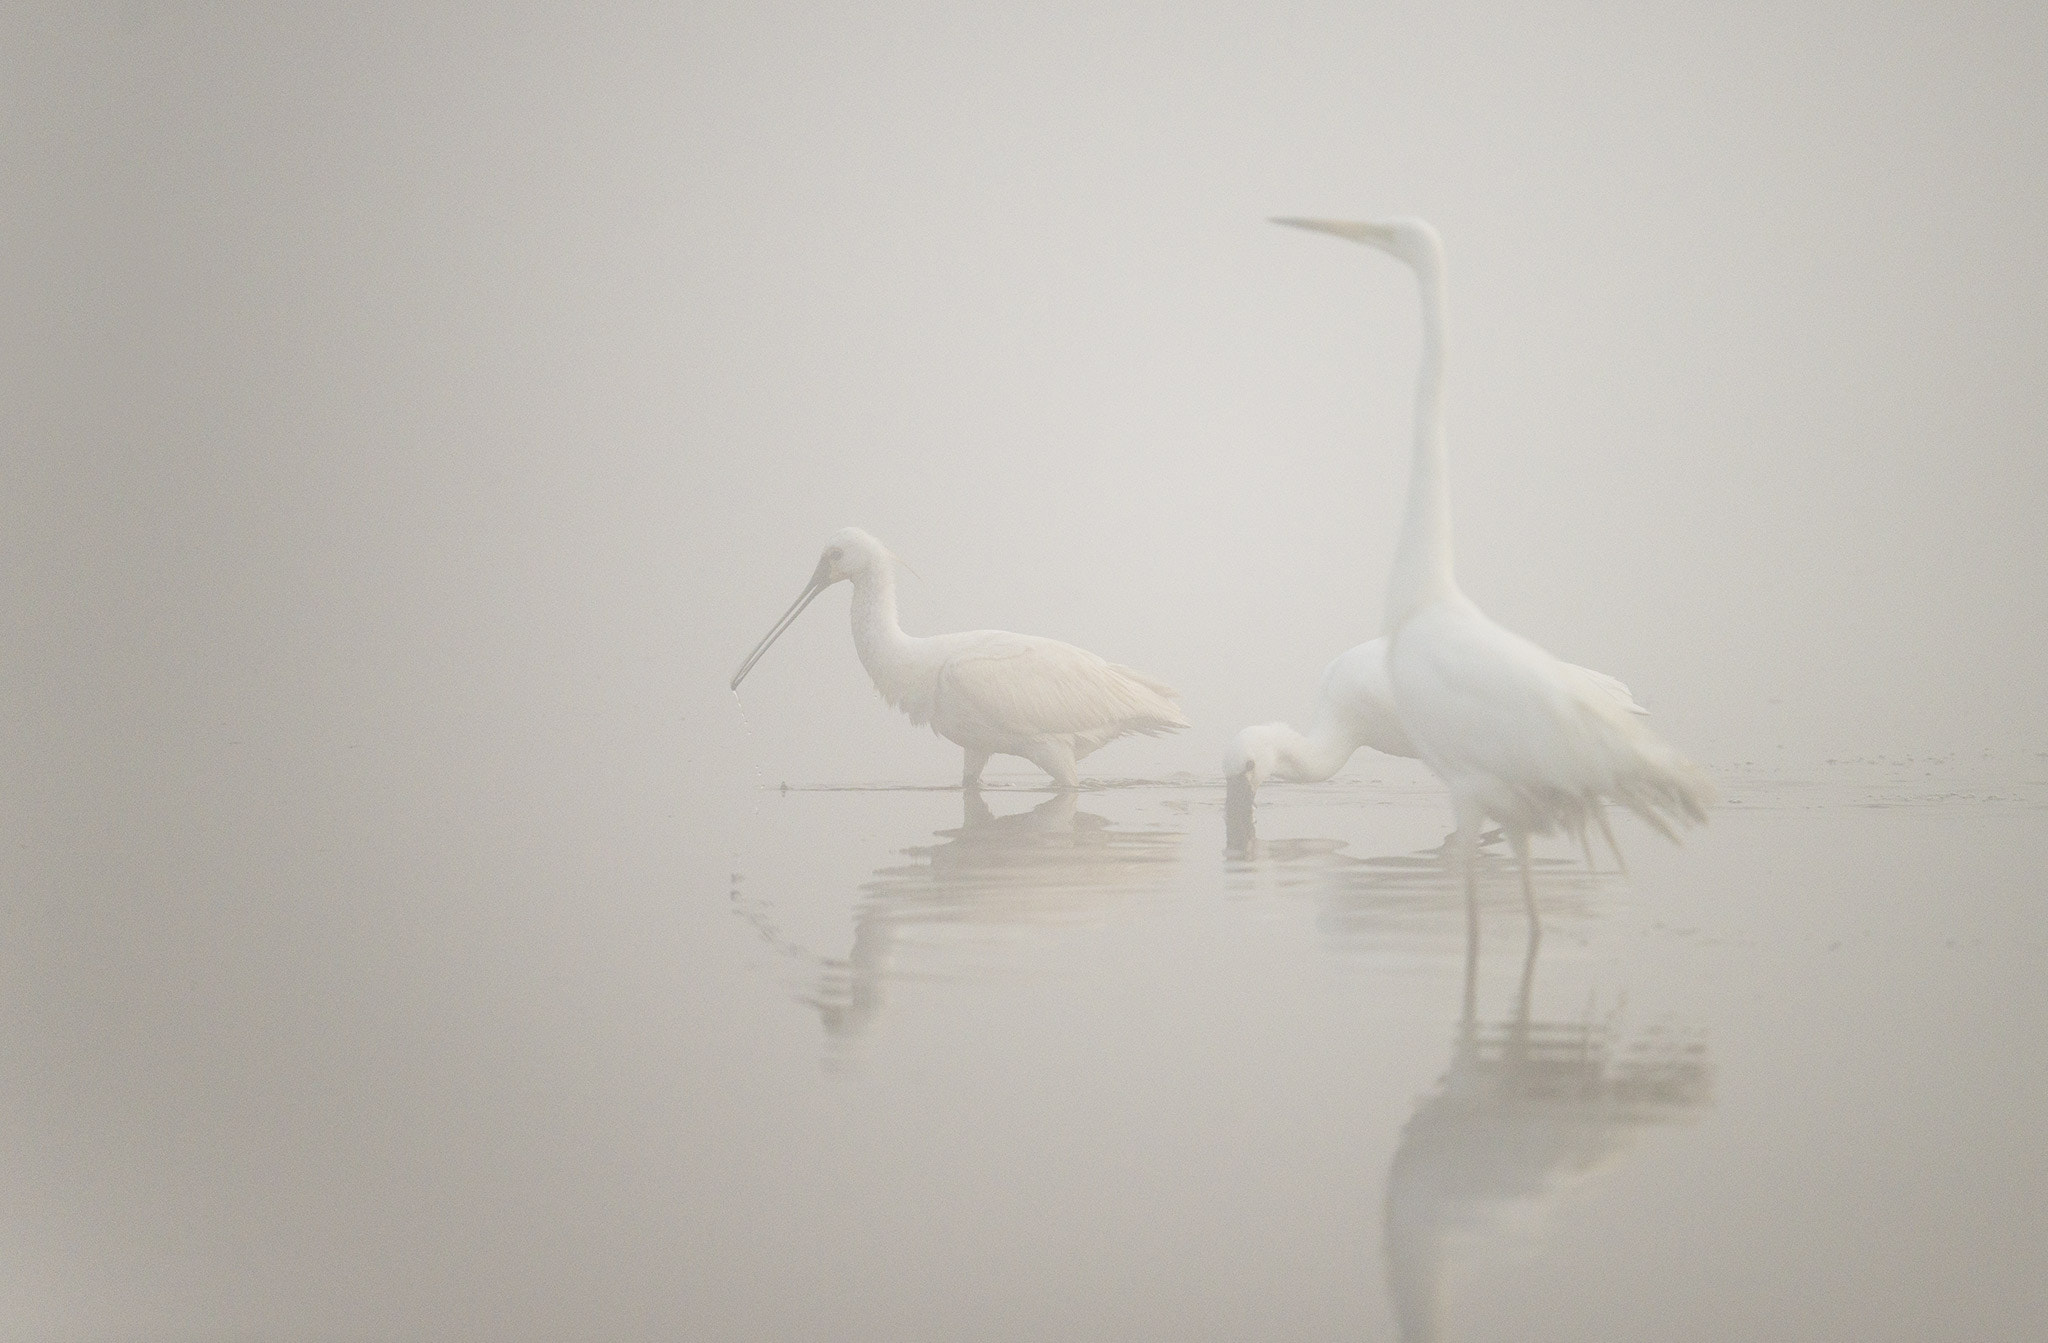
[1272,215,1443,272]
[1224,724,1288,793]
[729,527,895,690]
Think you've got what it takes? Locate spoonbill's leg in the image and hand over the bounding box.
[1507,827,1541,941]
[961,748,991,789]
[1595,809,1628,874]
[1018,739,1080,790]
[1574,824,1597,874]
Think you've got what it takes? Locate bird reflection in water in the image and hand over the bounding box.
[1384,937,1713,1340]
[734,786,1182,1055]
[1225,783,1551,955]
[1224,788,1712,1340]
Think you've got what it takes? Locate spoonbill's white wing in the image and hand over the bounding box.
[930,633,1190,746]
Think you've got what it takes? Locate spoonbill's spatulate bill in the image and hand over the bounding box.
[1277,216,1713,924]
[731,528,1190,788]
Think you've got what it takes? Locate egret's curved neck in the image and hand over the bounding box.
[848,562,917,680]
[1385,247,1459,633]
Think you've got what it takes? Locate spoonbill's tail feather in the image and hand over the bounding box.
[1106,663,1192,725]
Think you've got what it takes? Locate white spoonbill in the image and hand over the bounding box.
[1277,216,1713,924]
[730,528,1190,788]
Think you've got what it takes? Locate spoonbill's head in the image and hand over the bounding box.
[730,527,895,690]
[813,526,891,584]
[1272,215,1442,271]
[1224,724,1287,792]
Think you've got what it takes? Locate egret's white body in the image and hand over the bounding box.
[1279,216,1713,922]
[731,528,1189,788]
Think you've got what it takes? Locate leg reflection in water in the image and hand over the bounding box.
[1381,933,1714,1342]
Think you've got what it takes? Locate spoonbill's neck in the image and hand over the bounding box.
[1278,718,1361,783]
[1384,249,1460,635]
[847,561,919,686]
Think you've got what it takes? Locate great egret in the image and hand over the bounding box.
[730,528,1190,788]
[1277,217,1713,925]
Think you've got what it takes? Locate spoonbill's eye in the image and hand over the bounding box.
[827,548,843,563]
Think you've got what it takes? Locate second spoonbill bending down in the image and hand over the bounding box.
[1226,637,1648,864]
[1225,639,1414,790]
[1278,216,1714,923]
[730,528,1190,788]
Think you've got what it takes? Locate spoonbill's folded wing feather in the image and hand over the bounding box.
[933,634,1190,744]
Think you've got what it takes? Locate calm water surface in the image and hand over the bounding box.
[8,740,2046,1340]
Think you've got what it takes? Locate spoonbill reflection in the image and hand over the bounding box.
[731,528,1190,788]
[730,787,1183,1053]
[1278,217,1713,925]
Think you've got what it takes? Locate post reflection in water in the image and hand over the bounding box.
[734,786,1183,1054]
[1226,787,1715,1342]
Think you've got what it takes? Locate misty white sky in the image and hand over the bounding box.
[7,1,2046,791]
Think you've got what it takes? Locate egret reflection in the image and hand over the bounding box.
[734,787,1183,1053]
[1383,938,1714,1341]
[1224,790,1711,1338]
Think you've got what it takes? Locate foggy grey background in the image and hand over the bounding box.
[8,2,2047,791]
[5,2,2048,1337]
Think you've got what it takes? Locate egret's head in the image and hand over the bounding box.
[1273,215,1443,272]
[1224,724,1287,792]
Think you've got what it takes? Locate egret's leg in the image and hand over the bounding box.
[1595,809,1628,874]
[961,748,991,790]
[1018,739,1080,790]
[1452,798,1486,1010]
[1508,827,1541,941]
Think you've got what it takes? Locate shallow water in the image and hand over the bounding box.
[11,738,2046,1341]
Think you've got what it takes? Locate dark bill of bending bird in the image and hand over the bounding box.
[729,527,1190,788]
[1273,217,1715,929]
